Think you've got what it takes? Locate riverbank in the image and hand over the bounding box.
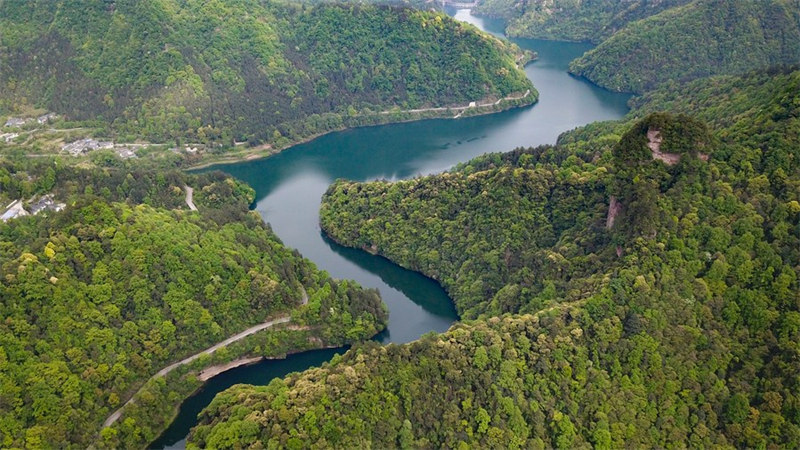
[141,329,338,449]
[103,286,310,429]
[198,357,264,381]
[102,316,293,428]
[185,89,538,171]
[152,13,632,445]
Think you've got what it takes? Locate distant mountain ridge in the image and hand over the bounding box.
[0,0,533,146]
[471,0,800,94]
[475,0,693,42]
[567,0,800,92]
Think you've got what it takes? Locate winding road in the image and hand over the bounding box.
[381,89,532,118]
[102,289,308,429]
[184,185,197,211]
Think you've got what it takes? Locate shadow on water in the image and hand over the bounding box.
[212,102,539,203]
[150,347,348,449]
[320,232,458,319]
[153,9,631,449]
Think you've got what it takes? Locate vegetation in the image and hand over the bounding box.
[0,0,533,152]
[191,68,800,447]
[475,0,692,42]
[321,149,609,319]
[0,162,387,448]
[568,0,800,93]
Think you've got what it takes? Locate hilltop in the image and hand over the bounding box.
[191,67,800,448]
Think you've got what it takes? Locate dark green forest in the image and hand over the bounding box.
[2,1,799,448]
[0,0,532,148]
[0,163,387,448]
[568,0,800,93]
[190,68,800,447]
[474,0,692,42]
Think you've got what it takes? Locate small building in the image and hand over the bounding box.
[37,113,58,124]
[4,117,28,128]
[62,138,115,156]
[28,195,65,215]
[1,200,29,222]
[116,147,138,159]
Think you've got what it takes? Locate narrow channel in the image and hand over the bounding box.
[151,10,631,448]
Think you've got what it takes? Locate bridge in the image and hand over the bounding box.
[441,0,479,8]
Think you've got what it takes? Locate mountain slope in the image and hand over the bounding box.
[190,69,800,448]
[0,165,387,448]
[475,0,692,42]
[0,0,533,146]
[568,0,800,93]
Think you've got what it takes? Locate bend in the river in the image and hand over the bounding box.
[150,10,631,449]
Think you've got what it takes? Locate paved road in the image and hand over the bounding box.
[184,185,197,211]
[382,89,532,117]
[102,289,308,428]
[102,316,291,428]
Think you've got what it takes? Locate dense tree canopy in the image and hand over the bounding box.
[475,0,692,42]
[0,165,386,448]
[192,68,800,448]
[568,0,800,93]
[0,0,533,147]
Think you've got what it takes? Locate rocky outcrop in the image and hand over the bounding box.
[647,128,681,165]
[606,195,622,229]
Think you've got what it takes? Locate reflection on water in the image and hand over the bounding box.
[152,10,630,449]
[151,348,347,449]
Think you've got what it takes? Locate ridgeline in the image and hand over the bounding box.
[191,67,800,448]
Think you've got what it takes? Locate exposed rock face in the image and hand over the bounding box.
[647,128,681,165]
[606,195,622,229]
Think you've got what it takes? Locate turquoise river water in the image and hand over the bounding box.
[151,10,631,448]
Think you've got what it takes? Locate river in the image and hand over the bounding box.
[150,10,631,448]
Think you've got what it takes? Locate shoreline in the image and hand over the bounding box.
[146,70,535,447]
[102,315,294,429]
[198,356,264,381]
[185,90,538,171]
[149,342,351,448]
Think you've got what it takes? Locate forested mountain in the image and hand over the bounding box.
[568,0,800,93]
[0,163,387,448]
[190,68,800,447]
[475,0,692,42]
[0,0,532,147]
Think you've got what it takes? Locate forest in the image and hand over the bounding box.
[0,162,387,448]
[2,1,799,448]
[0,0,532,149]
[568,0,800,93]
[474,0,692,42]
[468,0,800,94]
[190,67,800,447]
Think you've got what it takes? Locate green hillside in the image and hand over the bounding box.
[190,68,800,447]
[568,0,800,93]
[0,164,387,448]
[0,0,533,148]
[475,0,692,42]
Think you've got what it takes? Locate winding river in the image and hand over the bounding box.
[151,10,631,448]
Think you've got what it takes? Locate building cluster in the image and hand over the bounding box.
[60,139,141,159]
[3,113,59,128]
[62,138,115,156]
[0,195,66,222]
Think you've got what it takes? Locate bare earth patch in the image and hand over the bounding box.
[647,129,681,165]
